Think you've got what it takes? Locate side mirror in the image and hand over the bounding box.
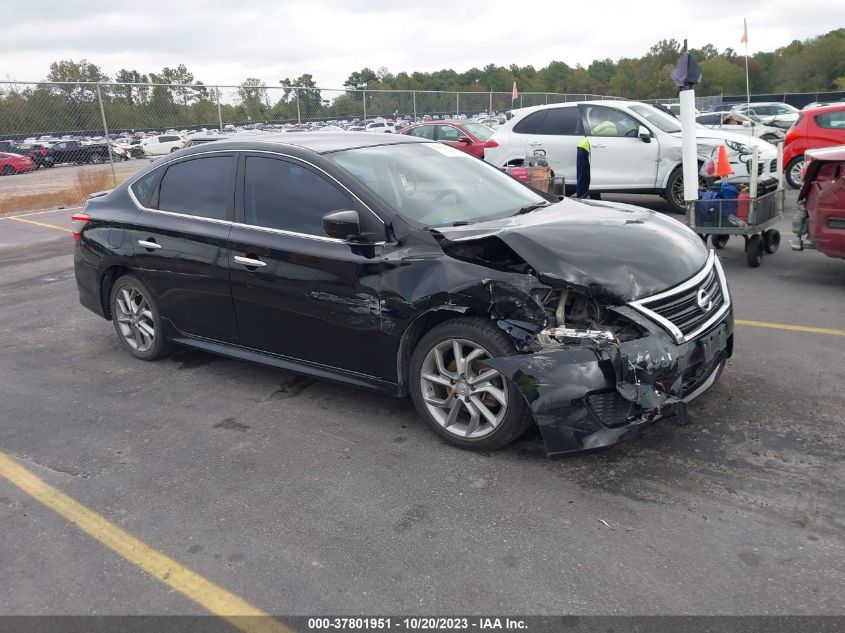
[458,135,472,144]
[742,120,751,127]
[323,209,360,241]
[638,125,652,142]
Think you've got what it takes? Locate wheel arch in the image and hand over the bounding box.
[395,306,489,396]
[99,265,134,320]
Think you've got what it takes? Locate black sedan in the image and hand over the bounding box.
[73,133,733,455]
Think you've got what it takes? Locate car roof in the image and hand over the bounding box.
[803,102,845,113]
[177,131,427,155]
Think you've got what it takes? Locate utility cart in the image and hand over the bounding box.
[686,184,785,267]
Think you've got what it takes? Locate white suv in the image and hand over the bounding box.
[484,100,778,212]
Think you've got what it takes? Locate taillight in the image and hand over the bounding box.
[40,149,46,156]
[71,213,90,241]
[484,139,499,148]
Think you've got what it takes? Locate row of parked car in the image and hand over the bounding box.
[0,132,191,176]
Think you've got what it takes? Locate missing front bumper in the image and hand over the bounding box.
[484,319,732,455]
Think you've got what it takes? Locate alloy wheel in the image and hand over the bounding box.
[114,286,156,352]
[789,159,804,187]
[419,339,508,439]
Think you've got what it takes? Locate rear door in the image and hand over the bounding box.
[127,153,238,342]
[813,109,845,147]
[228,153,391,379]
[579,103,659,189]
[522,105,584,183]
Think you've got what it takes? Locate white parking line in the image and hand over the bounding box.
[0,207,81,219]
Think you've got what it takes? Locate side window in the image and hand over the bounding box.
[697,114,720,125]
[815,111,845,129]
[512,111,546,135]
[437,125,462,141]
[53,142,66,150]
[243,156,354,236]
[157,156,233,220]
[582,105,639,138]
[409,125,434,139]
[537,107,583,135]
[130,170,160,207]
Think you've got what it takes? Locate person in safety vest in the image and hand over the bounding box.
[575,137,601,199]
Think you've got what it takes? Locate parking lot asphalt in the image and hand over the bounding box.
[0,160,143,198]
[0,191,843,620]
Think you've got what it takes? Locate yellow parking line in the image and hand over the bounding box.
[735,319,845,337]
[0,451,293,633]
[5,216,72,233]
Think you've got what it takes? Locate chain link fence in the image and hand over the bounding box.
[0,81,625,211]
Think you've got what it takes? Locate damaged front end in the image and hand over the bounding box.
[482,251,734,455]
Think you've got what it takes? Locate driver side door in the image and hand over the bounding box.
[578,104,659,189]
[228,153,392,379]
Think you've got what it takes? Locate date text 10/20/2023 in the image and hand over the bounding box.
[306,617,528,630]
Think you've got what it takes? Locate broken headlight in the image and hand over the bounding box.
[533,289,644,346]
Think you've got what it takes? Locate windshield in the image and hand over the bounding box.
[327,142,545,227]
[629,104,682,133]
[462,122,494,140]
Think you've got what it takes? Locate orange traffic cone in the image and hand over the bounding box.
[714,144,734,178]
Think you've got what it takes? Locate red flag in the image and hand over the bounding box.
[511,81,518,101]
[740,18,748,44]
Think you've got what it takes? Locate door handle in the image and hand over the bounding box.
[137,239,161,250]
[233,255,267,268]
[528,141,543,146]
[592,143,606,149]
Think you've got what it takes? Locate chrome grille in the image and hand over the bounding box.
[629,252,731,344]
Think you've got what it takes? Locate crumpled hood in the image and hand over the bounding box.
[433,197,708,303]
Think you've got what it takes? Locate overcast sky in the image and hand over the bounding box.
[2,0,837,91]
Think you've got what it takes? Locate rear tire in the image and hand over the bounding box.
[711,234,729,249]
[89,153,103,164]
[785,156,804,189]
[409,317,532,451]
[745,234,763,267]
[109,274,171,361]
[665,167,685,214]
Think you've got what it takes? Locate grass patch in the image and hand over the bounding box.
[0,168,123,214]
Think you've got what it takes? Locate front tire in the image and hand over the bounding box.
[89,153,103,164]
[785,156,804,189]
[109,275,171,361]
[409,317,532,451]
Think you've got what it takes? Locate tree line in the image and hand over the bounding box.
[2,28,843,136]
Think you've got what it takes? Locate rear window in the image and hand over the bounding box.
[157,156,233,220]
[130,170,160,207]
[815,111,845,129]
[512,111,546,135]
[536,107,583,135]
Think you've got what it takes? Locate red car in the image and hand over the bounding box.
[792,145,845,260]
[783,103,845,189]
[0,152,36,175]
[399,120,498,158]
